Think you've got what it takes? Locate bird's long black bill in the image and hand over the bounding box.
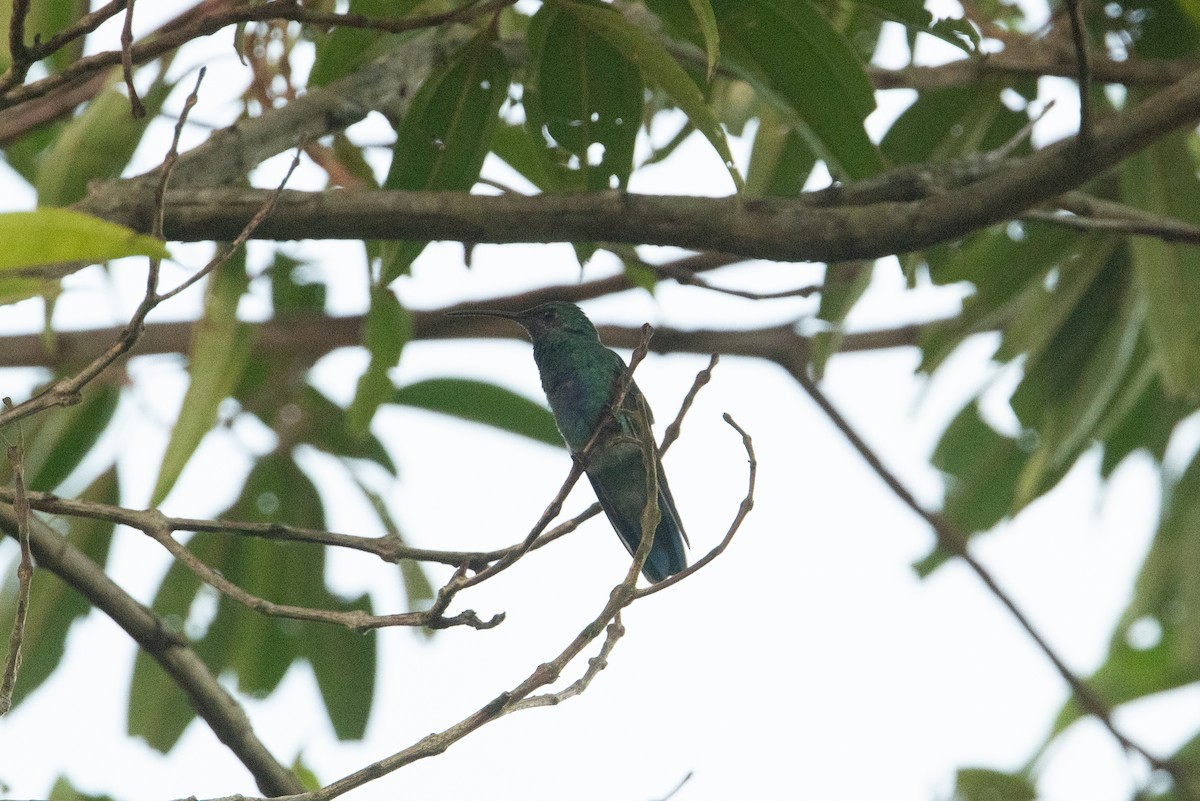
[445,308,523,320]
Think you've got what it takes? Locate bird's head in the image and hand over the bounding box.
[448,301,600,344]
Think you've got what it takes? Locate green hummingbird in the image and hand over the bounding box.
[449,301,688,582]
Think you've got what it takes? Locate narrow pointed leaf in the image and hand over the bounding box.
[391,378,564,447]
[307,591,376,739]
[552,0,744,191]
[1121,128,1200,397]
[711,0,884,179]
[308,0,424,86]
[36,79,172,207]
[0,209,169,271]
[381,29,510,281]
[526,2,644,191]
[853,0,979,53]
[151,252,254,506]
[346,287,412,439]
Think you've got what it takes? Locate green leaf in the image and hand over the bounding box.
[881,80,1034,166]
[355,479,435,617]
[308,0,425,87]
[381,28,510,281]
[1009,242,1142,506]
[391,378,564,448]
[307,590,376,739]
[36,78,172,207]
[551,0,744,191]
[0,467,117,710]
[744,105,817,198]
[491,122,576,192]
[1052,448,1200,737]
[810,261,874,378]
[918,221,1078,375]
[917,402,1028,575]
[526,2,645,191]
[291,753,323,792]
[346,287,412,439]
[1121,127,1200,398]
[852,0,979,54]
[49,775,119,801]
[710,0,884,179]
[137,452,374,747]
[297,385,399,475]
[1098,366,1186,477]
[0,209,169,272]
[953,767,1036,801]
[223,454,375,738]
[151,250,255,506]
[270,253,327,315]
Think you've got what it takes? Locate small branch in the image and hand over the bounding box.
[0,68,206,433]
[659,353,719,456]
[0,505,305,795]
[1024,192,1200,244]
[504,614,626,712]
[650,258,821,301]
[0,414,32,715]
[140,509,501,631]
[0,0,517,110]
[310,503,661,801]
[1,0,33,91]
[1063,0,1093,149]
[0,488,502,631]
[635,413,756,599]
[790,368,1196,800]
[121,0,145,118]
[0,75,304,434]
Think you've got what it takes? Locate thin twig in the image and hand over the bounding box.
[660,353,719,455]
[2,0,32,91]
[0,505,305,795]
[0,410,32,715]
[139,511,500,631]
[653,260,821,301]
[504,614,626,712]
[635,413,756,599]
[657,772,695,801]
[1063,0,1093,149]
[121,0,145,118]
[0,488,501,632]
[155,146,303,304]
[0,0,518,110]
[1025,191,1200,244]
[313,498,656,801]
[791,369,1196,800]
[0,68,206,433]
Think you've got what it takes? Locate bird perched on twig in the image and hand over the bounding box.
[449,301,688,582]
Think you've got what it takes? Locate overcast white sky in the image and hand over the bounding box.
[2,3,1197,801]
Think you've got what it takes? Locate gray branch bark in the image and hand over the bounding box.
[0,506,304,796]
[78,66,1200,264]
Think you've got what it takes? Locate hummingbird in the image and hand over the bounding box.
[449,301,688,582]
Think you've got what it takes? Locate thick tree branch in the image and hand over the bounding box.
[0,312,934,374]
[0,505,304,797]
[74,65,1200,264]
